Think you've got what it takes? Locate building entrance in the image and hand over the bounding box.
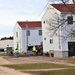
[68,42,75,56]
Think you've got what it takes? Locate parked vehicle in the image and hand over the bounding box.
[0,48,4,52]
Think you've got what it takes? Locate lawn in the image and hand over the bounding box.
[24,69,75,75]
[2,63,75,75]
[0,52,7,56]
[2,63,75,70]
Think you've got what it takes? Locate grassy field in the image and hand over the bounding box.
[24,69,75,75]
[1,52,75,75]
[2,63,75,70]
[1,53,75,75]
[2,63,75,75]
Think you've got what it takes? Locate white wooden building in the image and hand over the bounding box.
[13,21,42,53]
[42,4,75,58]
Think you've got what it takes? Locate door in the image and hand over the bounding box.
[68,42,75,56]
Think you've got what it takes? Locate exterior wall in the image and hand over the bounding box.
[13,23,22,52]
[0,40,13,49]
[54,51,68,58]
[42,5,61,53]
[21,29,26,52]
[28,28,42,46]
[42,4,75,57]
[61,14,75,51]
[21,28,42,52]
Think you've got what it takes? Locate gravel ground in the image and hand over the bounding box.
[3,56,75,66]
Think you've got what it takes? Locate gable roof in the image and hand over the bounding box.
[17,21,41,28]
[51,4,75,12]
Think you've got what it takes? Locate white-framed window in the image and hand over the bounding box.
[28,30,30,36]
[39,30,42,36]
[16,32,18,37]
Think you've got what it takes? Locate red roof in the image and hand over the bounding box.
[51,4,75,12]
[17,21,41,28]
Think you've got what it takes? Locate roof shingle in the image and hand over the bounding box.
[51,4,75,12]
[17,21,41,28]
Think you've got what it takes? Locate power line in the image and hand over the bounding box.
[34,0,50,20]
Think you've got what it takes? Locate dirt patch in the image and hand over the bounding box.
[0,56,75,75]
[2,56,75,65]
[0,57,12,65]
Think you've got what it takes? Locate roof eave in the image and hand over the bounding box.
[61,12,75,14]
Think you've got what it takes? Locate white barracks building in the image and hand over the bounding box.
[42,4,75,58]
[13,21,42,53]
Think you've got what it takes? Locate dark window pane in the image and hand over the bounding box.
[39,30,42,36]
[28,30,30,36]
[67,16,73,24]
[50,39,53,44]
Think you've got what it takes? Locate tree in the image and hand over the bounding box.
[45,0,75,42]
[0,36,13,40]
[48,0,72,3]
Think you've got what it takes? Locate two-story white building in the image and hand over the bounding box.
[42,4,75,58]
[13,21,42,53]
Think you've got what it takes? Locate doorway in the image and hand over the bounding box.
[68,42,75,56]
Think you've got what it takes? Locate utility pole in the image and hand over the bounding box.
[26,20,28,52]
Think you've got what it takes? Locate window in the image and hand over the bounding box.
[67,16,73,24]
[44,38,46,40]
[28,30,30,36]
[17,42,19,49]
[16,32,18,37]
[50,39,53,44]
[7,45,9,47]
[39,30,42,36]
[43,21,45,24]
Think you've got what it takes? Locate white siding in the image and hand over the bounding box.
[21,29,26,52]
[13,23,22,52]
[0,40,13,48]
[28,28,42,46]
[42,5,61,53]
[61,14,75,51]
[42,4,75,53]
[14,23,42,53]
[21,28,42,52]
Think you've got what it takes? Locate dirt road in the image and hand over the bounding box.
[0,56,75,75]
[0,57,31,75]
[3,56,75,66]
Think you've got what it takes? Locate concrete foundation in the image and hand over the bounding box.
[43,50,68,58]
[54,51,68,58]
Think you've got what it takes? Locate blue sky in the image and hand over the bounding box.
[0,0,49,38]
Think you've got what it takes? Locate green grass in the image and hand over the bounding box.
[26,69,75,75]
[44,69,75,75]
[2,63,75,75]
[2,63,75,70]
[0,53,7,56]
